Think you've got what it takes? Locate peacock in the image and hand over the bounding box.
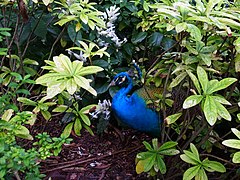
[109,65,162,137]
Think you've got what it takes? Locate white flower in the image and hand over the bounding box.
[67,49,87,62]
[96,6,127,48]
[89,99,111,120]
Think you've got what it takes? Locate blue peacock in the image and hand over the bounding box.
[109,64,162,137]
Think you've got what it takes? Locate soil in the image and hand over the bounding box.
[32,115,152,180]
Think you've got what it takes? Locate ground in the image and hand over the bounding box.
[33,115,151,180]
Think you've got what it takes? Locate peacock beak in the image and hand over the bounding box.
[108,80,116,89]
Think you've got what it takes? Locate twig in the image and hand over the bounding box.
[41,145,139,174]
[14,171,21,180]
[48,25,66,60]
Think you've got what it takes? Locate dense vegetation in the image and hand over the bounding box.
[0,0,240,179]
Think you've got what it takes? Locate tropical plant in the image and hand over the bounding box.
[136,139,179,176]
[36,54,104,98]
[180,143,226,180]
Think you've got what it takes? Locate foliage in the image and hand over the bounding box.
[222,128,240,163]
[183,66,237,125]
[180,143,226,180]
[53,103,97,137]
[0,28,11,55]
[17,97,56,121]
[36,54,104,98]
[33,132,72,160]
[136,139,179,176]
[0,0,240,179]
[0,111,42,179]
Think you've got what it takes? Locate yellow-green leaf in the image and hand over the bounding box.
[2,109,14,121]
[62,122,73,138]
[136,160,145,174]
[203,96,217,126]
[183,165,201,180]
[165,113,182,124]
[233,152,240,163]
[183,95,203,109]
[74,118,82,136]
[197,66,208,93]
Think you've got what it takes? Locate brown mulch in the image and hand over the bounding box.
[30,115,152,180]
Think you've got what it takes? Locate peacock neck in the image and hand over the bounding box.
[117,79,133,97]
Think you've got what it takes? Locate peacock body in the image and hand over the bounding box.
[110,72,162,136]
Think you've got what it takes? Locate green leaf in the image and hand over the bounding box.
[46,81,66,99]
[14,125,33,140]
[41,110,51,120]
[183,150,201,164]
[66,79,78,95]
[233,152,240,163]
[203,95,217,126]
[217,17,240,29]
[211,96,231,105]
[159,141,178,151]
[186,70,201,94]
[80,104,97,114]
[143,154,156,172]
[2,109,14,121]
[80,13,89,24]
[156,155,166,174]
[203,160,226,173]
[235,54,240,72]
[207,78,237,94]
[74,75,97,96]
[148,32,163,47]
[183,165,201,180]
[222,139,240,149]
[16,89,30,95]
[215,101,231,121]
[137,151,155,160]
[232,128,240,139]
[131,32,148,44]
[169,72,187,88]
[160,149,180,156]
[10,72,22,81]
[62,122,73,138]
[143,141,153,151]
[67,24,82,45]
[52,105,69,112]
[77,66,103,76]
[23,58,39,65]
[17,97,37,106]
[83,124,94,136]
[165,113,182,125]
[197,66,208,93]
[152,138,159,150]
[80,113,91,126]
[143,1,149,12]
[183,95,203,109]
[195,168,208,180]
[42,0,50,6]
[74,118,82,136]
[199,53,211,66]
[175,22,187,33]
[31,19,47,40]
[206,0,222,16]
[190,143,200,161]
[186,24,202,41]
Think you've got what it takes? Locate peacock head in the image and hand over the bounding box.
[109,72,132,88]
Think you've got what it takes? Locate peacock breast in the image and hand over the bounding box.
[112,91,161,135]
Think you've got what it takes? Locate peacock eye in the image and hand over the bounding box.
[118,76,126,84]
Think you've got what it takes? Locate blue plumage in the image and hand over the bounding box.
[110,72,162,136]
